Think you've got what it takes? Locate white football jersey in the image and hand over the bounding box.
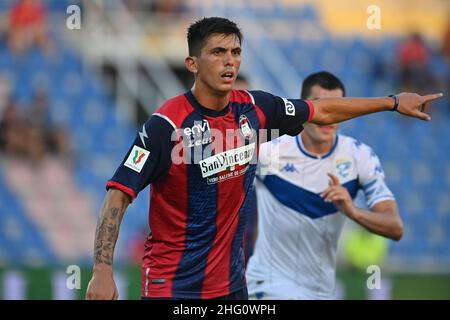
[246,133,394,299]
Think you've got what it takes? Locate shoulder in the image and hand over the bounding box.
[230,89,256,105]
[339,134,375,157]
[153,93,192,129]
[260,134,296,154]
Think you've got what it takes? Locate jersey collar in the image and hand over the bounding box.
[185,90,230,117]
[296,134,339,160]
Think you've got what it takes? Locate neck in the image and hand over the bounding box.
[300,133,335,156]
[191,82,230,111]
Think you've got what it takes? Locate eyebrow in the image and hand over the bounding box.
[209,46,241,52]
[210,47,227,52]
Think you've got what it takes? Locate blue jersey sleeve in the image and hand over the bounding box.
[249,90,313,137]
[106,115,174,200]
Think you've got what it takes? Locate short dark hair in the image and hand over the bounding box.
[301,71,346,99]
[187,17,243,56]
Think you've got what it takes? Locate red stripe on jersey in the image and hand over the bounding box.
[142,93,193,297]
[142,161,189,298]
[231,89,255,105]
[200,116,246,299]
[154,95,195,129]
[305,99,315,122]
[235,89,267,159]
[201,178,245,298]
[253,105,267,130]
[252,103,266,159]
[106,180,137,200]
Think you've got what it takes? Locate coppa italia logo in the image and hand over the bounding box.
[133,149,146,164]
[125,145,150,173]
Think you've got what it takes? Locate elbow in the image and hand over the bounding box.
[390,220,404,241]
[108,188,132,207]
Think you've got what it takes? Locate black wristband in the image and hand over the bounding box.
[388,94,399,112]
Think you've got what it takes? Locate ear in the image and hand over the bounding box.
[185,56,198,74]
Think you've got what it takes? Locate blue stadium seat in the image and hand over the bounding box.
[43,0,83,14]
[0,174,56,264]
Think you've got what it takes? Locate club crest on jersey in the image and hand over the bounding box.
[239,115,254,140]
[124,145,150,173]
[335,158,352,178]
[183,119,212,148]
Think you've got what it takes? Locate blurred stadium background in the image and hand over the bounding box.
[0,0,449,299]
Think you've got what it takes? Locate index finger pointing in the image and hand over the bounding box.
[327,173,341,186]
[423,93,444,102]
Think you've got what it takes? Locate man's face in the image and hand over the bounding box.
[303,85,343,143]
[193,33,241,95]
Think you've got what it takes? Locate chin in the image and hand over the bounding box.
[215,84,234,94]
[317,133,335,142]
[318,130,336,136]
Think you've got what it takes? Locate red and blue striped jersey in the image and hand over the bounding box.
[106,89,314,298]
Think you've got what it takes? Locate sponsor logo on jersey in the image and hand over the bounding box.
[206,166,249,185]
[199,143,255,178]
[335,157,353,178]
[183,120,212,148]
[281,163,298,173]
[239,115,254,140]
[124,145,150,173]
[374,164,384,175]
[282,97,295,116]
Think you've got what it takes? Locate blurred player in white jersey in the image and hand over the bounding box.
[246,71,404,300]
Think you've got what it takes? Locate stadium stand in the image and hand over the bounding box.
[0,0,448,273]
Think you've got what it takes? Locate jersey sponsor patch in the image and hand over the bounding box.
[282,97,296,116]
[281,163,299,173]
[124,145,150,173]
[206,166,249,185]
[199,143,256,178]
[183,119,212,148]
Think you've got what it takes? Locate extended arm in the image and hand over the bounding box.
[86,188,131,300]
[311,92,443,124]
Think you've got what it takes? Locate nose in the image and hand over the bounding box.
[224,51,234,66]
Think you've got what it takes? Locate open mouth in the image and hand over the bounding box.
[221,71,235,79]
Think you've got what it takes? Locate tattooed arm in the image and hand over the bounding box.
[86,189,131,300]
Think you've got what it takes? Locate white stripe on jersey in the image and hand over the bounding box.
[244,90,255,105]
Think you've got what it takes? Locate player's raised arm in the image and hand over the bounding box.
[86,189,130,300]
[311,92,443,124]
